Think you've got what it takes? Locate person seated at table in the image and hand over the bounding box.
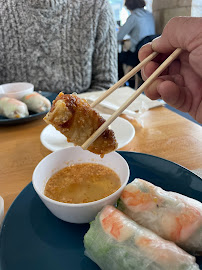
[117,0,156,85]
[139,16,202,124]
[0,0,117,94]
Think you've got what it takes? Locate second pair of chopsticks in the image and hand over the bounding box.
[82,48,182,150]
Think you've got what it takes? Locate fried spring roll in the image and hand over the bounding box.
[84,205,199,270]
[21,92,51,113]
[0,97,29,119]
[118,178,202,254]
[44,92,118,156]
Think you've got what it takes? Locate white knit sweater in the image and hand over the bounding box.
[0,0,117,93]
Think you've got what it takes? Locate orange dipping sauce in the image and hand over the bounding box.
[44,163,121,204]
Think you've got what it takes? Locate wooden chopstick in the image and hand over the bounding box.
[90,51,158,108]
[82,48,182,150]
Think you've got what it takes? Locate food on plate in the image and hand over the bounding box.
[21,92,51,113]
[117,178,202,254]
[0,97,29,119]
[84,205,199,270]
[43,92,118,155]
[44,163,121,204]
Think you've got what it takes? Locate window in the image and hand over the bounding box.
[109,0,153,26]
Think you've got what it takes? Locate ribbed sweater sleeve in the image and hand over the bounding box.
[0,0,118,93]
[89,0,118,91]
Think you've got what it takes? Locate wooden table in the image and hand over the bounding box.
[1,106,202,214]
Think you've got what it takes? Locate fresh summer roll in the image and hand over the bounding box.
[21,92,51,113]
[118,178,202,254]
[84,205,199,270]
[0,97,29,119]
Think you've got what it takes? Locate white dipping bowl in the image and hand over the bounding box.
[32,146,130,224]
[0,82,34,99]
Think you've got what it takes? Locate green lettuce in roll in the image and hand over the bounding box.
[84,205,199,270]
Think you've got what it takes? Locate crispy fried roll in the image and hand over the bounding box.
[44,92,118,155]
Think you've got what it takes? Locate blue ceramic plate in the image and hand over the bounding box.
[0,91,57,125]
[0,152,201,270]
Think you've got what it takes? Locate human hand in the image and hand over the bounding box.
[139,17,202,123]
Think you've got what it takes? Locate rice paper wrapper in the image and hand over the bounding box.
[118,179,202,255]
[0,97,29,118]
[21,92,51,113]
[84,205,199,270]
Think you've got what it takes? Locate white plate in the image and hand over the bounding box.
[40,114,135,152]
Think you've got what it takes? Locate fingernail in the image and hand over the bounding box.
[152,36,161,51]
[142,67,147,80]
